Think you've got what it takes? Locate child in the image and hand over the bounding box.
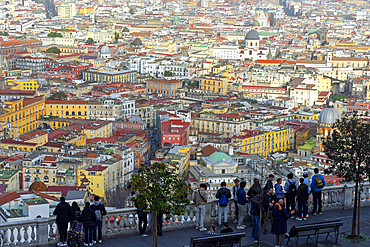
[67,220,83,247]
[204,225,218,236]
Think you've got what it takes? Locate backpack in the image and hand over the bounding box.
[219,193,228,207]
[315,175,323,188]
[301,184,308,198]
[286,180,297,198]
[75,210,81,221]
[95,210,102,221]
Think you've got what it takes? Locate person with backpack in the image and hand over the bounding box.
[262,187,276,234]
[71,201,82,233]
[232,179,240,224]
[284,173,298,218]
[310,168,326,216]
[215,181,231,226]
[53,196,73,247]
[247,178,261,198]
[81,202,96,246]
[274,178,284,201]
[296,178,309,221]
[303,172,310,218]
[193,184,208,231]
[236,181,248,230]
[90,196,107,244]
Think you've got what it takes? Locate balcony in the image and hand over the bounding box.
[0,183,369,246]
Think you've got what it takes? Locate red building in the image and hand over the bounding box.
[0,39,42,55]
[46,61,93,79]
[160,119,190,148]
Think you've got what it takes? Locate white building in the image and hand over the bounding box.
[122,99,135,119]
[243,30,267,61]
[214,45,240,60]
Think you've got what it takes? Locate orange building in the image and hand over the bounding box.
[146,79,182,96]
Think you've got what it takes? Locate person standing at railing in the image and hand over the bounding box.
[310,168,326,216]
[303,172,310,218]
[81,202,97,246]
[296,178,309,221]
[284,173,298,219]
[232,179,240,224]
[91,196,107,244]
[134,192,149,237]
[236,181,248,230]
[53,196,74,247]
[215,181,231,227]
[71,202,82,233]
[193,183,208,232]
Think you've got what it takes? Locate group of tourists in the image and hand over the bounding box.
[53,196,107,247]
[192,168,326,246]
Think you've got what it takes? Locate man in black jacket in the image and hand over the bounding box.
[90,196,107,244]
[53,197,73,247]
[215,182,231,226]
[82,202,96,246]
[262,188,276,234]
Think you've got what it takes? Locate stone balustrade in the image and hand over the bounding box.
[0,182,369,246]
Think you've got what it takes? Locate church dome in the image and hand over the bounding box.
[253,20,260,26]
[208,152,231,161]
[163,11,170,17]
[122,27,129,32]
[245,29,259,40]
[131,38,143,46]
[318,107,340,125]
[173,15,180,21]
[100,45,111,55]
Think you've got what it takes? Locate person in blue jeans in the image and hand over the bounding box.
[310,168,326,215]
[250,195,261,243]
[296,178,309,221]
[81,202,96,246]
[90,196,107,244]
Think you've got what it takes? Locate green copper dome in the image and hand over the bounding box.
[253,20,260,26]
[208,152,231,161]
[174,15,180,21]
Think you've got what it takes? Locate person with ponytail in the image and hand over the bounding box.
[272,199,294,247]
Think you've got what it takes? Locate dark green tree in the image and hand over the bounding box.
[114,31,119,41]
[164,71,173,77]
[5,14,10,18]
[324,115,370,239]
[45,47,61,55]
[85,37,95,44]
[130,162,191,247]
[3,32,8,36]
[47,31,63,38]
[47,92,67,100]
[129,8,135,15]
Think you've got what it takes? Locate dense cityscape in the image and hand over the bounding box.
[0,0,369,245]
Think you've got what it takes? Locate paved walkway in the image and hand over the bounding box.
[100,207,370,247]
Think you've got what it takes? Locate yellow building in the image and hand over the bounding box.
[0,97,45,137]
[0,139,37,151]
[45,100,89,119]
[18,129,48,146]
[166,146,191,179]
[54,37,75,47]
[84,121,113,139]
[232,127,291,156]
[316,76,331,92]
[199,75,229,95]
[78,165,108,200]
[201,107,228,114]
[6,78,39,91]
[232,130,265,155]
[79,7,95,14]
[0,170,19,191]
[295,112,320,120]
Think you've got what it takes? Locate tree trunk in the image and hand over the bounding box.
[351,166,360,239]
[152,212,157,247]
[357,191,361,238]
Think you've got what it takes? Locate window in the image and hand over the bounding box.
[222,169,225,174]
[97,184,99,188]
